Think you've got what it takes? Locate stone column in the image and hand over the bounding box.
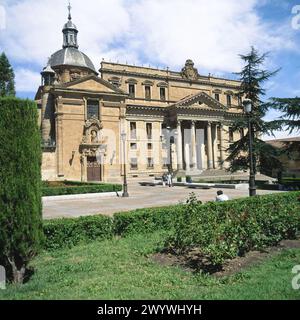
[219,123,225,169]
[191,121,197,169]
[207,122,213,169]
[176,120,183,170]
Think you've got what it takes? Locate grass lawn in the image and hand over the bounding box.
[1,232,300,300]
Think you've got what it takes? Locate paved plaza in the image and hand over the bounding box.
[43,180,280,219]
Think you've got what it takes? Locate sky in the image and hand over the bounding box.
[0,0,299,140]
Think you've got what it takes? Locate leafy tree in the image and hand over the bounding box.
[0,97,43,284]
[226,47,282,174]
[0,52,16,97]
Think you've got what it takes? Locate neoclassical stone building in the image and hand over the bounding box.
[36,8,244,183]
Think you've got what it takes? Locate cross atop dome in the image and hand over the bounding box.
[68,1,72,21]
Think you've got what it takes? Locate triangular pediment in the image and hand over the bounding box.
[171,92,227,110]
[60,75,127,95]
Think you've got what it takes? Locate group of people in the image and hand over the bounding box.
[161,172,229,202]
[162,172,173,187]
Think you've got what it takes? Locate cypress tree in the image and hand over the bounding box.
[226,47,282,174]
[0,97,43,284]
[0,52,16,97]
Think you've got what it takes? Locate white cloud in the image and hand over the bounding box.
[0,0,297,93]
[15,68,40,92]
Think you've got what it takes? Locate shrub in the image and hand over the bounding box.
[0,97,43,283]
[113,205,184,236]
[177,177,182,182]
[42,183,122,196]
[43,215,114,250]
[165,192,300,265]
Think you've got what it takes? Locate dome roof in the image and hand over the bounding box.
[49,47,97,73]
[63,20,77,30]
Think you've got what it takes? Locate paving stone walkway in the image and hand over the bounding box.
[43,180,280,219]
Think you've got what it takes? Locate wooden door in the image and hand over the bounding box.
[87,156,101,181]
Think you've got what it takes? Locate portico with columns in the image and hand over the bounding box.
[166,91,238,174]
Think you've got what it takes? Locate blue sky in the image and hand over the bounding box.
[0,0,299,139]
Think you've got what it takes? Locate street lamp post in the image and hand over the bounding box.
[243,99,256,197]
[121,131,129,197]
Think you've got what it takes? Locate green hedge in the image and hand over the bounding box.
[166,191,300,265]
[43,215,114,250]
[42,183,122,196]
[113,205,184,236]
[41,192,300,257]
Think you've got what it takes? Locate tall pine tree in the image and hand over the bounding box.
[0,52,16,97]
[226,47,281,175]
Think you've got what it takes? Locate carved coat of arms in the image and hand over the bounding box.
[181,59,199,80]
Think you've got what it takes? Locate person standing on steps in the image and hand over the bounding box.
[167,172,173,188]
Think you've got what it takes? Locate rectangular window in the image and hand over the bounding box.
[87,100,99,119]
[229,127,234,142]
[130,158,138,170]
[147,157,154,169]
[145,86,151,100]
[160,87,166,101]
[217,126,221,140]
[147,143,152,150]
[227,94,232,107]
[129,84,135,98]
[130,143,137,150]
[214,93,220,102]
[146,123,152,140]
[130,122,137,139]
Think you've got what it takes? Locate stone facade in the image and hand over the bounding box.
[36,9,244,183]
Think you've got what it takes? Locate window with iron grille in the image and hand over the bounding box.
[87,100,99,119]
[130,143,137,150]
[130,158,138,170]
[160,87,166,101]
[146,123,152,140]
[145,86,151,100]
[226,94,232,107]
[129,84,135,98]
[130,122,137,139]
[147,157,154,169]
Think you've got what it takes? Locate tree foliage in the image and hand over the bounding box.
[226,47,281,173]
[0,52,16,97]
[0,97,43,284]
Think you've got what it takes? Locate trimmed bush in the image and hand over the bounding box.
[0,97,43,283]
[166,191,300,265]
[43,215,114,250]
[113,205,184,236]
[43,183,122,196]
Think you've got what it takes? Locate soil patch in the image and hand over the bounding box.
[152,239,300,277]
